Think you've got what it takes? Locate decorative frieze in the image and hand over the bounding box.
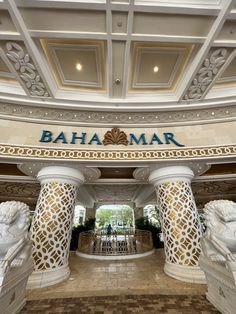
[0,102,235,126]
[0,144,235,161]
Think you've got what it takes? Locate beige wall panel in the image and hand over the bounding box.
[0,119,235,150]
[133,13,214,37]
[20,8,106,32]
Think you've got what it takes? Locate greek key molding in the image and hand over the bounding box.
[0,102,236,126]
[183,48,229,101]
[0,144,235,161]
[5,42,50,98]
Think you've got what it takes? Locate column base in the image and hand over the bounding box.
[27,264,70,289]
[164,261,206,284]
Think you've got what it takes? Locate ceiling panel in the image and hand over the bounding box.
[112,41,126,97]
[201,163,236,176]
[0,10,17,32]
[0,163,27,176]
[20,8,106,32]
[112,12,128,34]
[217,20,236,41]
[41,39,106,90]
[0,56,14,80]
[130,43,194,92]
[99,167,136,179]
[0,0,235,105]
[217,55,236,84]
[133,13,215,37]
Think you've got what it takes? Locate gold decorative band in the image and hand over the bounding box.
[0,144,235,161]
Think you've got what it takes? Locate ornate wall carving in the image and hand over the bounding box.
[183,48,229,101]
[93,184,139,203]
[5,42,50,98]
[0,182,40,205]
[103,128,129,146]
[192,180,236,205]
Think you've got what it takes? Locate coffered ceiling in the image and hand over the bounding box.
[0,0,236,112]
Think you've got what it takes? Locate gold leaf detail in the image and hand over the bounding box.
[102,128,129,146]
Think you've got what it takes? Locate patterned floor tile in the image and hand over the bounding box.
[20,294,220,314]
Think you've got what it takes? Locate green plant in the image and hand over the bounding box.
[135,217,163,248]
[70,217,95,251]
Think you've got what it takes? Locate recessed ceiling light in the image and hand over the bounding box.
[76,63,82,71]
[153,66,159,73]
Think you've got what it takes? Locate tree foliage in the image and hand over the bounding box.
[96,205,134,230]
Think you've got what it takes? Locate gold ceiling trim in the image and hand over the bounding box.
[0,144,235,161]
[40,38,106,92]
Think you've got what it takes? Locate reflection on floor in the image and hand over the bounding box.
[23,249,219,313]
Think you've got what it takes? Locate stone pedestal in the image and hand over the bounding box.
[0,259,33,314]
[28,166,84,288]
[149,166,205,283]
[199,200,236,313]
[200,256,236,314]
[0,201,33,314]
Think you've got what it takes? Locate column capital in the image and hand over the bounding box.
[37,166,84,186]
[149,165,194,186]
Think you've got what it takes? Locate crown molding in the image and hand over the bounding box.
[0,101,236,127]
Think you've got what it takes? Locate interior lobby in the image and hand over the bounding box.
[0,0,236,313]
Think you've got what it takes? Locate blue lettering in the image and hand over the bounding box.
[88,133,102,145]
[149,133,163,145]
[129,133,147,145]
[53,132,68,144]
[39,130,53,143]
[164,132,184,147]
[70,132,86,144]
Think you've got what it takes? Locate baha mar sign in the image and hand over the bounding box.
[39,127,184,147]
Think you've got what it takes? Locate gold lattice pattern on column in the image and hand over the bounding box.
[156,181,201,266]
[31,182,77,270]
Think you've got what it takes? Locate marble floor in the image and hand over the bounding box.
[22,249,219,313]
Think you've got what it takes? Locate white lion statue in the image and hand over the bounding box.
[201,199,236,264]
[200,200,236,314]
[0,201,33,314]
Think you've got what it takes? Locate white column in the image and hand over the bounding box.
[134,207,143,220]
[85,207,96,220]
[28,166,84,288]
[149,166,205,283]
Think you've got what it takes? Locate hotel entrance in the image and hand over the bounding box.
[0,0,236,312]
